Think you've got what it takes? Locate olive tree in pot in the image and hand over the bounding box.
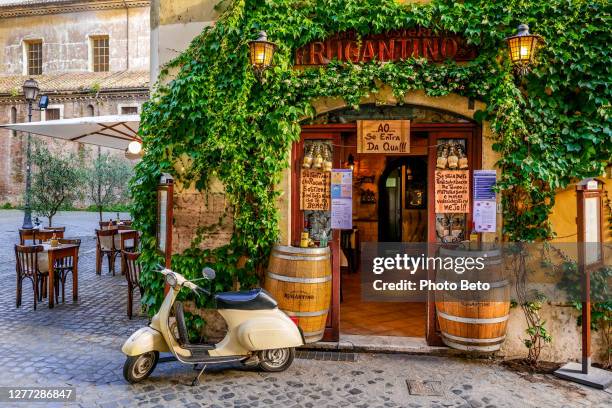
[30,141,84,227]
[85,150,133,222]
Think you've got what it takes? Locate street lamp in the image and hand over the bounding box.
[21,78,47,229]
[505,24,543,75]
[248,31,277,81]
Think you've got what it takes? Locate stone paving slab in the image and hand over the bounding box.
[0,210,611,407]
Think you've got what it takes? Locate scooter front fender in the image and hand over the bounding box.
[122,327,169,356]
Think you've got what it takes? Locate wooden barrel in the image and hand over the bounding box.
[435,247,510,352]
[265,245,332,343]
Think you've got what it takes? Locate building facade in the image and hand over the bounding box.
[149,0,611,362]
[0,0,150,204]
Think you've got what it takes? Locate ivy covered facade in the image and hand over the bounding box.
[136,0,611,361]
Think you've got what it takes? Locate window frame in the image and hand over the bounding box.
[23,39,43,76]
[118,104,140,115]
[89,35,110,72]
[41,104,64,121]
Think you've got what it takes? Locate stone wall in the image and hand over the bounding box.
[0,3,149,74]
[171,179,233,255]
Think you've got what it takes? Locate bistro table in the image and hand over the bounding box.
[37,243,79,308]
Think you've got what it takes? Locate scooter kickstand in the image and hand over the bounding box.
[191,364,207,386]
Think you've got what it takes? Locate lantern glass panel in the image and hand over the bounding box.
[508,36,536,64]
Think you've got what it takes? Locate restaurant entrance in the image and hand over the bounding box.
[292,104,480,343]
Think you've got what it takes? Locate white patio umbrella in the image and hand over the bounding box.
[0,114,142,154]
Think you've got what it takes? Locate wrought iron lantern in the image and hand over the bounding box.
[248,31,277,80]
[22,78,40,102]
[505,24,543,75]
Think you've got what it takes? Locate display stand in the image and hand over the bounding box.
[554,178,612,389]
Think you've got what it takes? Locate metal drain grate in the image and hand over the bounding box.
[296,350,357,362]
[406,380,443,396]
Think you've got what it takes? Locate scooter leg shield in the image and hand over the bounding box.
[122,327,169,356]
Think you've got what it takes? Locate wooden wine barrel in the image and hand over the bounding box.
[265,245,332,343]
[435,247,510,352]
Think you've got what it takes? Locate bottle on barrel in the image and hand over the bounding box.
[469,223,479,250]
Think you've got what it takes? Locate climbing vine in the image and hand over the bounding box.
[131,0,611,321]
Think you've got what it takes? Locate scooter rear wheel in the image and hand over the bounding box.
[123,351,159,383]
[258,348,295,372]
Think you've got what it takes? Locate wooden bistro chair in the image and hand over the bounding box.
[120,220,132,227]
[95,229,118,275]
[18,229,36,245]
[123,251,143,319]
[118,231,139,275]
[15,244,45,310]
[53,239,81,303]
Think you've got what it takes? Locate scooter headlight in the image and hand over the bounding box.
[165,272,177,288]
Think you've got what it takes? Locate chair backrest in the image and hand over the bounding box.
[59,238,81,246]
[46,226,66,232]
[119,231,139,251]
[15,244,43,277]
[99,221,116,230]
[18,229,35,245]
[123,251,142,288]
[117,225,133,231]
[96,228,116,250]
[34,229,64,243]
[120,220,132,226]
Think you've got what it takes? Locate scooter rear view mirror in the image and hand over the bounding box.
[202,267,216,280]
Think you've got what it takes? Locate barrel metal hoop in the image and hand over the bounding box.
[273,245,331,255]
[441,338,502,352]
[437,311,509,324]
[442,332,506,344]
[487,279,509,288]
[271,254,330,261]
[284,309,329,317]
[266,272,332,284]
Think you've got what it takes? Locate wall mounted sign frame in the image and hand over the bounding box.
[357,120,410,154]
[157,178,174,267]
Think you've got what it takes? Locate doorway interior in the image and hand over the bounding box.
[340,153,427,338]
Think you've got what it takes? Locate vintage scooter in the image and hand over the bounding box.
[121,267,304,384]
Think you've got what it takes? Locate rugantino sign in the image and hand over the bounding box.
[295,28,478,66]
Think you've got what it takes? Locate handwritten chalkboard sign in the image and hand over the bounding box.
[357,120,410,154]
[300,169,331,211]
[434,170,470,213]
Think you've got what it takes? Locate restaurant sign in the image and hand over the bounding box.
[357,120,410,154]
[434,170,470,213]
[295,28,478,66]
[300,169,331,211]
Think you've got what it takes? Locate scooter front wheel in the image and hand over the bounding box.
[123,351,159,383]
[258,348,295,372]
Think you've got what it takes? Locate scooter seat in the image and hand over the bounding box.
[215,288,277,310]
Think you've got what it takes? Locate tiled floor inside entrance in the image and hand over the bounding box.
[340,271,426,337]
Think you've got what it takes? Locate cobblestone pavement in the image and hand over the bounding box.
[0,210,611,407]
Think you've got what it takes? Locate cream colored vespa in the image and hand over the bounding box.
[121,267,304,384]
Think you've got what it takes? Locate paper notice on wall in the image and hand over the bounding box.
[473,170,497,233]
[434,170,470,213]
[300,169,331,211]
[473,170,497,200]
[331,169,352,229]
[474,200,496,233]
